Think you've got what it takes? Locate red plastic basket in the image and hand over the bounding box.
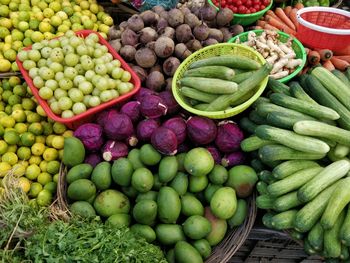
[16,30,141,130]
[296,7,350,51]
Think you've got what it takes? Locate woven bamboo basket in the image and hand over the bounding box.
[0,72,21,78]
[57,163,257,263]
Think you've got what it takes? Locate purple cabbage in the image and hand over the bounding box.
[221,151,245,168]
[215,121,244,153]
[136,118,160,142]
[140,95,168,118]
[96,108,118,127]
[74,123,104,152]
[162,117,187,145]
[151,127,178,156]
[84,153,103,167]
[135,87,158,102]
[120,101,141,123]
[159,90,180,115]
[102,140,129,161]
[206,145,222,164]
[187,116,217,145]
[102,111,135,142]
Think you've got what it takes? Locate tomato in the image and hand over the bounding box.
[238,5,247,13]
[253,0,260,4]
[236,0,242,6]
[232,6,238,12]
[260,4,266,10]
[263,0,270,5]
[253,4,260,10]
[250,8,257,13]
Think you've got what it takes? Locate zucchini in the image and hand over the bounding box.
[256,181,268,195]
[262,212,276,229]
[239,117,257,134]
[331,69,350,87]
[294,120,350,147]
[273,191,303,212]
[250,158,265,173]
[240,136,273,152]
[249,110,267,125]
[305,74,350,130]
[256,125,330,154]
[270,93,340,120]
[289,81,318,104]
[180,87,219,103]
[308,222,324,251]
[294,182,340,233]
[341,245,350,261]
[206,63,272,111]
[267,77,291,95]
[304,239,317,256]
[179,77,238,94]
[272,160,320,180]
[266,111,301,130]
[298,160,350,203]
[256,102,316,120]
[267,167,323,197]
[324,210,345,258]
[231,71,255,83]
[270,210,298,230]
[258,144,326,163]
[340,206,350,246]
[189,55,261,70]
[321,177,350,230]
[311,67,350,110]
[256,194,275,209]
[258,170,276,184]
[184,66,235,80]
[334,144,350,159]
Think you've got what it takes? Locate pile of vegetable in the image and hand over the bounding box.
[0,0,113,73]
[17,31,136,119]
[178,56,272,112]
[234,30,303,79]
[211,0,271,14]
[0,175,167,262]
[305,48,350,73]
[62,132,257,262]
[108,5,246,90]
[0,77,71,207]
[239,66,350,261]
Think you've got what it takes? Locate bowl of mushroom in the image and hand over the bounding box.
[229,30,307,82]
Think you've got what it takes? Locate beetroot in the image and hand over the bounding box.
[221,151,245,168]
[136,118,160,142]
[74,123,104,152]
[84,153,102,167]
[159,90,180,115]
[206,145,222,164]
[215,121,244,153]
[120,101,141,123]
[151,127,178,155]
[135,87,157,102]
[102,140,128,162]
[102,111,135,142]
[140,95,167,118]
[162,117,187,145]
[187,116,217,145]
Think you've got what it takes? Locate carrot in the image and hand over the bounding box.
[334,56,350,63]
[323,60,335,71]
[275,8,296,31]
[316,49,333,61]
[295,2,304,9]
[265,15,296,35]
[301,66,310,75]
[266,10,284,23]
[289,8,299,29]
[334,45,350,56]
[331,57,350,71]
[257,20,267,27]
[263,24,280,32]
[308,50,321,65]
[284,6,292,18]
[254,26,264,29]
[304,48,311,56]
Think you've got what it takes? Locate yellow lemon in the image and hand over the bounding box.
[29,182,42,197]
[36,189,52,206]
[14,123,27,134]
[35,135,46,144]
[46,160,60,174]
[52,122,66,134]
[0,140,8,155]
[62,130,73,138]
[0,162,11,177]
[0,58,11,72]
[4,130,20,145]
[37,172,52,185]
[31,142,45,156]
[12,163,26,176]
[43,148,58,161]
[29,155,41,165]
[36,105,47,117]
[17,177,31,193]
[7,144,17,153]
[0,115,15,128]
[25,163,40,180]
[51,135,64,149]
[53,173,59,183]
[17,146,31,160]
[39,160,47,172]
[2,152,18,165]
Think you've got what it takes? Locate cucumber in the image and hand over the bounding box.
[231,71,255,83]
[256,125,330,154]
[341,245,350,261]
[327,147,350,162]
[258,145,326,163]
[180,87,219,103]
[267,167,323,197]
[311,67,350,110]
[273,191,303,212]
[262,212,276,229]
[272,160,320,179]
[305,74,350,130]
[241,136,273,152]
[179,77,238,94]
[266,111,301,130]
[194,103,210,111]
[189,55,261,70]
[289,81,318,104]
[298,160,350,203]
[258,170,276,184]
[231,89,256,106]
[256,194,275,209]
[184,66,235,80]
[331,69,350,87]
[252,97,270,108]
[239,117,257,134]
[249,110,267,125]
[334,144,350,159]
[206,63,272,111]
[256,181,268,195]
[308,222,324,251]
[289,229,304,240]
[270,210,298,230]
[321,177,350,230]
[267,77,291,95]
[250,158,265,173]
[340,206,350,246]
[294,181,340,232]
[324,210,345,258]
[270,93,340,120]
[304,239,317,255]
[256,102,316,120]
[346,68,350,80]
[294,120,350,147]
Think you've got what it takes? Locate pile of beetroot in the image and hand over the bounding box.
[74,88,245,168]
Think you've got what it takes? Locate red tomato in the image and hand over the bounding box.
[253,4,260,10]
[246,0,252,6]
[238,5,247,13]
[260,4,266,10]
[232,6,238,12]
[236,0,242,6]
[241,0,247,3]
[263,0,270,5]
[246,10,251,14]
[253,0,260,4]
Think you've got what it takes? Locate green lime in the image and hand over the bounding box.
[17,146,31,160]
[12,109,26,122]
[0,140,8,155]
[41,121,53,136]
[52,122,66,134]
[8,94,21,106]
[36,189,52,206]
[189,175,208,193]
[43,148,58,161]
[13,85,26,96]
[0,125,4,137]
[46,160,60,174]
[25,164,41,180]
[4,130,20,145]
[31,142,45,156]
[29,182,43,197]
[14,123,27,134]
[26,112,41,123]
[44,181,57,193]
[0,115,15,128]
[22,98,36,110]
[20,132,36,146]
[28,123,43,135]
[2,152,18,165]
[37,172,52,185]
[184,148,214,177]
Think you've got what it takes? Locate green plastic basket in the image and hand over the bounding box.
[172,43,268,119]
[208,0,273,26]
[229,30,307,83]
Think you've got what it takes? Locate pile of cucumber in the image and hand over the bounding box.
[178,55,272,112]
[239,67,350,261]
